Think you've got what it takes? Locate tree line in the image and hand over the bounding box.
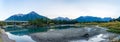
[28,17,120,26]
[28,18,78,26]
[1,17,120,26]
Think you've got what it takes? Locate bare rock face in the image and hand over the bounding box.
[30,27,107,42]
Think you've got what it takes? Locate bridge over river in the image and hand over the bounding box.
[3,21,28,28]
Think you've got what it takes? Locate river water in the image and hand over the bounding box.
[4,26,118,42]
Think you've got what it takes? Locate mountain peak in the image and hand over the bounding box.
[6,11,47,21]
[29,11,38,15]
[54,17,70,21]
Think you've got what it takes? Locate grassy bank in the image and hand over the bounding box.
[99,22,120,33]
[76,22,120,33]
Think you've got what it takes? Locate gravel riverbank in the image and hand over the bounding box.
[0,29,15,42]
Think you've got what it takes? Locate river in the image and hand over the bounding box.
[3,25,120,42]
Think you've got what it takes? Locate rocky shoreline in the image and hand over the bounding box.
[0,28,15,42]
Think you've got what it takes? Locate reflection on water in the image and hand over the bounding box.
[5,26,80,42]
[5,26,79,35]
[6,32,36,42]
[4,27,48,35]
[4,26,111,42]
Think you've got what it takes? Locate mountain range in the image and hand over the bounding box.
[76,16,112,22]
[6,11,48,21]
[53,17,70,21]
[5,11,113,22]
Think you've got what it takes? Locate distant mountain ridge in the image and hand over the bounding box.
[53,17,70,21]
[5,11,48,21]
[6,11,112,22]
[75,16,112,22]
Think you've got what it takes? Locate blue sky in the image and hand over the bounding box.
[0,0,120,20]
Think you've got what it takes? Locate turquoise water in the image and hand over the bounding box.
[5,26,80,42]
[5,26,78,35]
[6,32,36,42]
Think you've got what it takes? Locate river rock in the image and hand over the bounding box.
[111,35,120,42]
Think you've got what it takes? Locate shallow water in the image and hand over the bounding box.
[70,34,105,42]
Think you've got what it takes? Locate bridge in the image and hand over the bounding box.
[3,20,29,28]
